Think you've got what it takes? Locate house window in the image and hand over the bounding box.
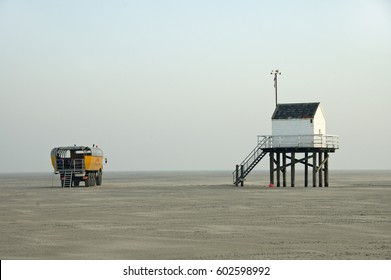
[310,119,313,123]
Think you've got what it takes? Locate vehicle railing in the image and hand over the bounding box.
[55,159,85,172]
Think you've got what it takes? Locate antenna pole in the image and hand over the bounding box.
[271,69,281,107]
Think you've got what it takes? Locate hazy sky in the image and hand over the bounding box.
[1,0,390,172]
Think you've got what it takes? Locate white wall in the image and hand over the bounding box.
[272,119,313,136]
[313,105,326,135]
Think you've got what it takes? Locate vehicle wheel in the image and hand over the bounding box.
[85,177,90,187]
[74,181,79,187]
[96,172,102,186]
[90,174,96,186]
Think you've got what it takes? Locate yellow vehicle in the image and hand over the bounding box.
[50,146,106,187]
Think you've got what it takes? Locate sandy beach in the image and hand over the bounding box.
[0,170,390,259]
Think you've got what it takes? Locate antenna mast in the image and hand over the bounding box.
[270,69,281,107]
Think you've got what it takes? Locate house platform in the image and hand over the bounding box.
[233,135,339,187]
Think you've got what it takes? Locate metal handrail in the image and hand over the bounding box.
[258,134,339,149]
[240,136,270,167]
[233,134,339,184]
[233,136,271,183]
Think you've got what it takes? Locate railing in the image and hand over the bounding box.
[240,136,270,168]
[233,134,339,184]
[258,134,339,149]
[56,159,85,172]
[232,136,271,183]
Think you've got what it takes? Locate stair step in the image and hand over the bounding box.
[233,151,267,184]
[63,171,73,188]
[232,138,272,185]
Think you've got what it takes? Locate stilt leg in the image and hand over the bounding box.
[319,152,323,187]
[270,152,274,186]
[235,165,239,187]
[324,152,329,187]
[283,153,287,187]
[304,152,308,187]
[313,152,317,187]
[276,152,281,187]
[291,152,295,187]
[240,165,244,187]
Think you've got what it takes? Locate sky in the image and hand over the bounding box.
[0,0,390,172]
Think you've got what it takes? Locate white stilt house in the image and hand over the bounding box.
[270,102,337,148]
[233,101,339,187]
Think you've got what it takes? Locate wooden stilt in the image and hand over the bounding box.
[324,152,329,187]
[313,152,317,187]
[319,152,323,187]
[276,152,281,187]
[240,165,244,187]
[291,152,295,187]
[235,165,239,187]
[282,153,287,187]
[246,148,335,188]
[232,133,337,187]
[270,152,274,186]
[304,152,308,187]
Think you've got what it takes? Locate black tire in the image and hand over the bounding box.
[96,171,102,186]
[85,176,90,187]
[91,173,96,186]
[85,173,97,187]
[74,181,79,187]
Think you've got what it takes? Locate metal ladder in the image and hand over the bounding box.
[233,136,270,185]
[63,171,73,188]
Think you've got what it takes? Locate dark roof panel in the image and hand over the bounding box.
[272,102,320,119]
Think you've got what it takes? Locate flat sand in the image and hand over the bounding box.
[0,171,390,259]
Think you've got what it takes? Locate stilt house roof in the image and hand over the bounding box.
[271,102,320,120]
